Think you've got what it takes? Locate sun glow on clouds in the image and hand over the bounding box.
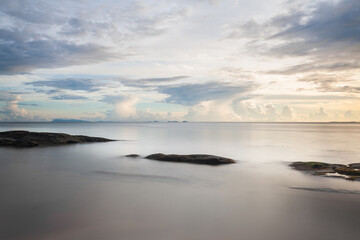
[115,96,138,119]
[0,0,359,122]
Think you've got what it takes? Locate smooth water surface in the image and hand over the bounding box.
[1,122,360,240]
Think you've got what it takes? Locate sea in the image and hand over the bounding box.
[0,122,360,240]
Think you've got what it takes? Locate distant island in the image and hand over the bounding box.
[51,119,90,123]
[51,119,190,123]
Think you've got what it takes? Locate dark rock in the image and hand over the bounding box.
[290,161,360,181]
[290,162,333,171]
[0,130,115,147]
[335,167,360,176]
[349,163,360,169]
[125,154,141,158]
[145,153,235,165]
[0,138,16,146]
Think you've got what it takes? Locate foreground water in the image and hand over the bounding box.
[1,122,360,240]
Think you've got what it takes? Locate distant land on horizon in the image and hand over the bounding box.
[0,120,359,124]
[51,119,91,123]
[46,120,360,124]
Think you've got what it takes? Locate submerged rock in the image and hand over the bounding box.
[145,153,236,165]
[290,161,360,181]
[0,130,115,147]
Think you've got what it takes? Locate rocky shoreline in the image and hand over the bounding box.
[0,130,115,147]
[290,161,360,181]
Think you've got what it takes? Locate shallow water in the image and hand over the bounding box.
[1,122,360,240]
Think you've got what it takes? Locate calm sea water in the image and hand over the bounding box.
[1,122,360,240]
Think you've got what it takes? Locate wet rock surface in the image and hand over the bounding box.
[145,153,236,165]
[290,161,360,181]
[0,130,115,147]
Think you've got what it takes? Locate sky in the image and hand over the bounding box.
[0,0,359,122]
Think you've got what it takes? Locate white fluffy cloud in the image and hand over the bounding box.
[184,99,299,122]
[281,105,296,121]
[0,94,47,121]
[114,95,138,119]
[309,107,328,121]
[185,100,241,122]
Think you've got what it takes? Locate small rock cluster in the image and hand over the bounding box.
[290,162,360,181]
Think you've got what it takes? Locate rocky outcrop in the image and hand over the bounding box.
[145,153,236,165]
[125,154,141,158]
[290,161,360,181]
[0,130,114,147]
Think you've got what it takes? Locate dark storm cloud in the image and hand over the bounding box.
[157,81,257,105]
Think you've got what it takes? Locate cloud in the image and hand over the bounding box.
[264,103,279,121]
[0,94,42,121]
[297,74,360,93]
[50,94,88,100]
[26,78,105,92]
[232,99,299,121]
[281,105,296,121]
[102,95,141,120]
[26,76,191,100]
[263,94,356,101]
[344,110,357,121]
[185,100,241,121]
[119,76,189,89]
[103,94,176,121]
[182,98,300,122]
[158,81,257,105]
[17,103,39,106]
[229,0,360,75]
[101,94,139,119]
[232,100,265,121]
[268,61,360,75]
[0,36,116,74]
[309,107,328,121]
[269,0,360,55]
[5,95,31,119]
[0,0,189,74]
[0,90,16,101]
[0,90,46,121]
